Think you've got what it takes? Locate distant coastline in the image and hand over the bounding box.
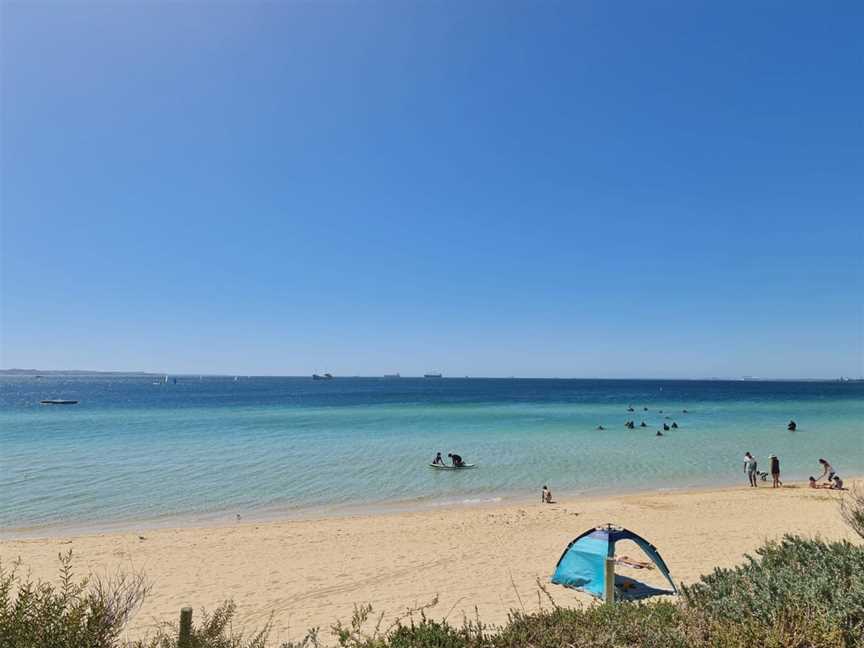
[0,369,860,381]
[0,369,157,376]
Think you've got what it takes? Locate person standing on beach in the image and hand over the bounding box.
[816,458,835,483]
[743,452,758,487]
[769,454,781,488]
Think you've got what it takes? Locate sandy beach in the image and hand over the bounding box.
[1,481,859,644]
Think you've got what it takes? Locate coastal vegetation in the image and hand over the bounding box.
[0,551,148,648]
[3,490,863,648]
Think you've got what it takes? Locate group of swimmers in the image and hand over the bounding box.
[743,453,845,490]
[616,405,686,436]
[620,419,677,435]
[432,451,465,467]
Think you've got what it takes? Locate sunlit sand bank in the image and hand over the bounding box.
[2,481,859,644]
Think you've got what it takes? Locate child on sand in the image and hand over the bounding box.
[541,485,553,503]
[809,476,832,489]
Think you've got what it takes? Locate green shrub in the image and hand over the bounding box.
[681,535,864,647]
[0,550,148,648]
[133,601,272,648]
[491,603,686,648]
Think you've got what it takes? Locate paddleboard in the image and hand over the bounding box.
[429,463,476,469]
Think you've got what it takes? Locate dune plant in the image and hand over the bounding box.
[841,485,864,541]
[0,550,148,648]
[134,601,272,648]
[681,535,864,647]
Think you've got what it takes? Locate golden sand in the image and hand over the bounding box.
[1,481,858,644]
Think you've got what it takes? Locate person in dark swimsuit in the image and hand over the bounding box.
[432,452,444,465]
[769,454,781,488]
[448,453,464,467]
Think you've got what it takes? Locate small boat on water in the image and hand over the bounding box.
[312,373,334,380]
[384,373,401,379]
[40,399,78,405]
[424,371,443,378]
[429,463,476,470]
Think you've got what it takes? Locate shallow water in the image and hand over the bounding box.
[1,376,862,533]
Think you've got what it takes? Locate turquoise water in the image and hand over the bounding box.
[1,376,862,534]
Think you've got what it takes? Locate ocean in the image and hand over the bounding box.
[1,376,862,535]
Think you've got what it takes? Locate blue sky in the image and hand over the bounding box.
[1,1,862,378]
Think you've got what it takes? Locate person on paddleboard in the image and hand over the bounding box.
[448,452,465,467]
[432,452,445,465]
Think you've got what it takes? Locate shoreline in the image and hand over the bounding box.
[3,473,846,541]
[2,480,859,643]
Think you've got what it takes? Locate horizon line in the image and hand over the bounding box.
[1,369,861,382]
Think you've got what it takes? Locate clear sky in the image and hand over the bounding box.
[1,1,862,378]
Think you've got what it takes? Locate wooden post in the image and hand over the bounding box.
[179,607,193,647]
[604,558,615,604]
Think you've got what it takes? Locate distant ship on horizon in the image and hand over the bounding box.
[383,373,401,379]
[423,371,443,378]
[312,373,334,380]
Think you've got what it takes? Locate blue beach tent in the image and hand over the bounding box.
[551,524,678,601]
